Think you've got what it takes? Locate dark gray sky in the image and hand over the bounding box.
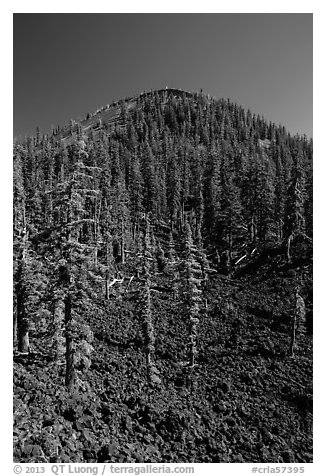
[13,13,313,138]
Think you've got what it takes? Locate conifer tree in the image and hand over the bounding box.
[138,214,161,385]
[274,148,286,241]
[15,223,30,353]
[166,151,181,231]
[47,151,99,390]
[166,230,179,300]
[284,148,307,261]
[255,153,276,243]
[129,154,145,239]
[180,221,204,368]
[13,150,30,352]
[219,150,244,272]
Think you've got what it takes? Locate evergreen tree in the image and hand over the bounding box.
[138,214,161,385]
[180,221,204,368]
[284,146,307,261]
[46,153,99,390]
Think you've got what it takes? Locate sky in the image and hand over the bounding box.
[13,13,313,138]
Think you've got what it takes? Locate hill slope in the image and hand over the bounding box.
[13,88,313,463]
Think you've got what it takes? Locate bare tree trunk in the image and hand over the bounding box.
[13,298,17,346]
[16,268,29,353]
[290,287,306,357]
[13,316,17,346]
[16,223,30,353]
[146,350,152,368]
[249,218,254,243]
[278,219,283,241]
[287,233,293,263]
[290,310,297,357]
[141,220,161,385]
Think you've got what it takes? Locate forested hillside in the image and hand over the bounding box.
[13,88,313,463]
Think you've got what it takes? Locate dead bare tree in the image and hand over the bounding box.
[290,287,306,357]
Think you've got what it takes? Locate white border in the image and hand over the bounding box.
[3,3,322,475]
